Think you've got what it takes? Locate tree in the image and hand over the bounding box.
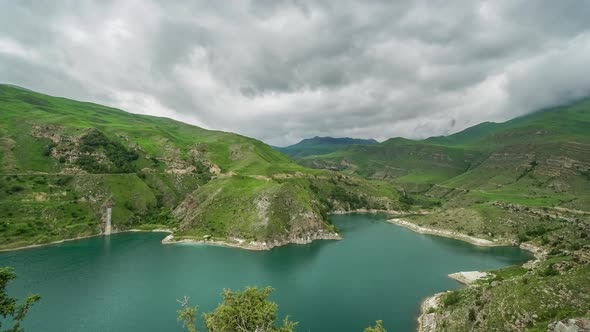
[364,320,387,332]
[0,267,40,332]
[204,287,296,332]
[178,287,296,332]
[177,296,198,332]
[178,286,387,332]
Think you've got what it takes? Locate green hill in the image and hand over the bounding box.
[274,136,378,159]
[301,137,485,184]
[299,99,590,249]
[301,100,590,210]
[0,85,402,249]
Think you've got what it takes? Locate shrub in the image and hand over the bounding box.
[203,287,297,332]
[518,233,530,242]
[443,291,461,307]
[55,176,73,186]
[399,193,415,206]
[42,142,56,157]
[77,129,138,173]
[77,155,108,173]
[7,185,25,194]
[525,225,550,238]
[33,177,47,185]
[330,186,368,209]
[364,320,387,332]
[468,308,476,322]
[541,264,559,277]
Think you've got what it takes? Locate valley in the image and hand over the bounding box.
[0,84,589,331]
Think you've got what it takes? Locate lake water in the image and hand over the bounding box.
[0,214,532,332]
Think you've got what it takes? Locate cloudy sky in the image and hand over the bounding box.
[1,1,590,146]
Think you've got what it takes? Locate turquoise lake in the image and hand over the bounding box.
[0,214,533,332]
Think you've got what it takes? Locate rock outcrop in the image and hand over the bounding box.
[548,318,590,332]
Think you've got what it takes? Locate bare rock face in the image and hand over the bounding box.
[229,144,243,160]
[548,318,590,332]
[417,292,446,332]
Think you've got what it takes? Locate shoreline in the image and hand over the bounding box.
[161,231,342,251]
[0,228,173,253]
[394,217,548,332]
[386,217,546,260]
[0,210,405,253]
[387,218,502,247]
[331,208,429,216]
[160,209,420,251]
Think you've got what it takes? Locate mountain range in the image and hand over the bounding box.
[274,137,378,159]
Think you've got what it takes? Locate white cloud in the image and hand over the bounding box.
[0,38,38,61]
[1,0,589,146]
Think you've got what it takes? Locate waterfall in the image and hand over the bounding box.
[105,207,112,235]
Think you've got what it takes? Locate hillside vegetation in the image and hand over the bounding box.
[302,100,590,211]
[294,99,590,331]
[0,85,402,249]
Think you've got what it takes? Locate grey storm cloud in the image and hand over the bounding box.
[1,0,590,146]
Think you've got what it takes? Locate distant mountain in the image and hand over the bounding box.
[275,136,378,159]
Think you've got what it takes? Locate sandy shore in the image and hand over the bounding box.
[0,234,104,252]
[387,218,501,247]
[332,208,429,215]
[332,208,400,215]
[448,271,491,285]
[0,228,174,252]
[161,232,342,251]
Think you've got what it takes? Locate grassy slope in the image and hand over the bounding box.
[405,102,590,330]
[301,100,590,209]
[435,259,590,331]
[0,85,401,249]
[301,137,486,185]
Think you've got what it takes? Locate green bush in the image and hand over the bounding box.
[77,155,108,173]
[42,142,56,157]
[330,186,368,209]
[399,193,415,206]
[443,291,461,307]
[518,233,530,242]
[468,308,476,321]
[77,130,138,173]
[55,176,73,186]
[541,264,559,277]
[203,287,297,332]
[7,185,25,194]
